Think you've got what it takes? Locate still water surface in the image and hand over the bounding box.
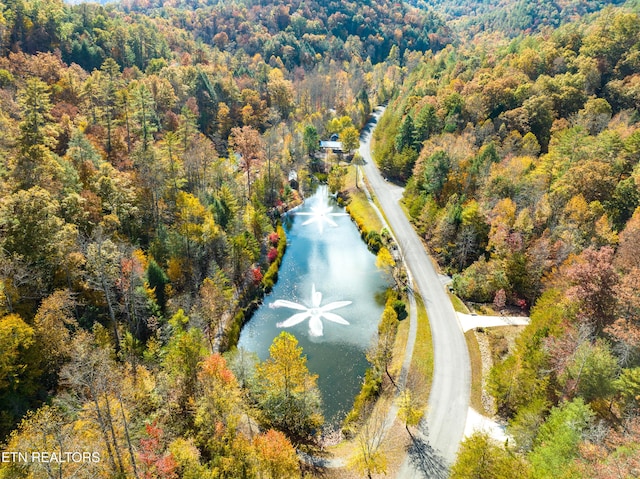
[238,185,389,426]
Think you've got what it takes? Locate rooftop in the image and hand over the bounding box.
[320,140,343,150]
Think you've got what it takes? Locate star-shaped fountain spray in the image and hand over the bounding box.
[270,284,351,337]
[295,202,348,234]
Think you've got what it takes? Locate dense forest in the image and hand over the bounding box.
[414,0,627,37]
[374,2,640,477]
[1,0,640,476]
[122,0,451,65]
[0,0,443,477]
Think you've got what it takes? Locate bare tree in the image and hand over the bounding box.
[84,232,123,347]
[59,331,140,479]
[230,126,265,199]
[349,404,389,479]
[60,332,124,476]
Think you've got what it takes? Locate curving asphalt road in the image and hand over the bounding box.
[358,107,471,477]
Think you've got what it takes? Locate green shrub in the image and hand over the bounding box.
[262,224,286,293]
[226,310,246,350]
[365,230,382,253]
[314,172,328,182]
[262,278,275,293]
[392,299,408,320]
[0,69,14,88]
[341,368,382,435]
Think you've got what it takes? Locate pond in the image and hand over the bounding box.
[238,185,389,426]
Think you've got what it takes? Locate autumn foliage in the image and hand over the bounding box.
[1,0,640,477]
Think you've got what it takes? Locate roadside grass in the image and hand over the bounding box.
[343,165,384,232]
[399,198,411,218]
[465,329,486,414]
[448,291,470,314]
[409,293,433,404]
[343,164,434,405]
[349,164,391,230]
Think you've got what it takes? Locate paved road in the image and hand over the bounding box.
[359,108,471,476]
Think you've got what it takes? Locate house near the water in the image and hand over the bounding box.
[288,170,299,189]
[319,133,343,153]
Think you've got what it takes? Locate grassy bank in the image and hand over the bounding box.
[465,329,485,414]
[409,293,433,403]
[343,165,387,258]
[449,291,470,314]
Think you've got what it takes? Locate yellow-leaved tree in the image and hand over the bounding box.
[255,332,323,441]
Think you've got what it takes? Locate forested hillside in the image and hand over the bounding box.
[122,0,452,65]
[0,0,441,477]
[2,0,640,475]
[375,3,640,476]
[413,0,626,37]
